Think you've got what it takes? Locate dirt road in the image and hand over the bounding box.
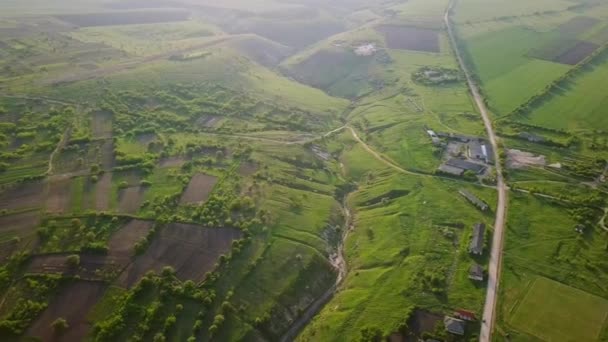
[444,2,508,341]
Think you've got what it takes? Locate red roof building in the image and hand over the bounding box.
[454,309,476,321]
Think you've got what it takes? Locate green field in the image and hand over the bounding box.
[518,53,608,132]
[510,276,608,341]
[461,26,570,115]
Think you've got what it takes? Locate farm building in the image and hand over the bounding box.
[455,309,477,322]
[438,164,465,176]
[426,129,441,145]
[459,190,489,211]
[445,158,486,174]
[444,316,465,335]
[469,223,486,255]
[469,263,484,281]
[468,140,494,164]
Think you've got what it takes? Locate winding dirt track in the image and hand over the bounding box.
[444,2,508,341]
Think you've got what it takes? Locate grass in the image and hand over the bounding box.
[299,169,494,341]
[517,52,608,132]
[509,276,608,341]
[496,191,608,340]
[461,26,570,115]
[455,0,574,23]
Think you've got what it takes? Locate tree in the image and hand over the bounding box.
[51,317,69,335]
[66,254,80,268]
[359,326,382,342]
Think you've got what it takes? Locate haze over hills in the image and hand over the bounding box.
[0,0,607,341]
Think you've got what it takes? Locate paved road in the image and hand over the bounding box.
[444,2,508,341]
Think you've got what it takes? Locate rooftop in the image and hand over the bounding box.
[444,316,465,335]
[469,223,486,255]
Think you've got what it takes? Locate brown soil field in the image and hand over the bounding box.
[91,111,113,139]
[179,173,218,205]
[159,156,187,168]
[56,10,190,27]
[244,20,344,49]
[117,186,146,214]
[0,211,40,241]
[557,16,600,37]
[238,161,259,177]
[376,25,440,53]
[26,280,107,342]
[45,178,73,214]
[81,176,96,211]
[554,40,599,65]
[108,220,153,258]
[118,223,242,287]
[94,173,112,211]
[0,211,40,261]
[99,140,115,169]
[0,181,45,210]
[26,253,126,278]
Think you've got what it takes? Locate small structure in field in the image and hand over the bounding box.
[519,132,545,143]
[469,264,484,281]
[469,223,486,255]
[426,129,441,145]
[444,316,465,335]
[354,43,377,56]
[459,190,489,211]
[454,309,477,322]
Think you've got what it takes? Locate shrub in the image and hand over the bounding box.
[51,318,69,335]
[66,254,80,268]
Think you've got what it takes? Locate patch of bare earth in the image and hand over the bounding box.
[179,173,218,205]
[506,149,546,169]
[108,220,153,258]
[376,25,440,52]
[26,281,106,342]
[238,161,258,177]
[118,186,146,214]
[0,211,40,261]
[26,253,124,279]
[159,156,187,168]
[91,111,113,139]
[117,223,242,287]
[0,181,45,210]
[94,173,112,211]
[45,178,73,214]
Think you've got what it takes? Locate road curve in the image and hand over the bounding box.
[444,2,508,341]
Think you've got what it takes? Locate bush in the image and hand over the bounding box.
[51,317,69,335]
[66,254,80,268]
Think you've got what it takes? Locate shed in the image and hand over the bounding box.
[469,263,484,281]
[444,316,465,335]
[438,164,465,176]
[446,158,486,174]
[469,223,485,255]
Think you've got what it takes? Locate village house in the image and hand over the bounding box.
[444,316,465,335]
[454,309,477,322]
[469,223,486,255]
